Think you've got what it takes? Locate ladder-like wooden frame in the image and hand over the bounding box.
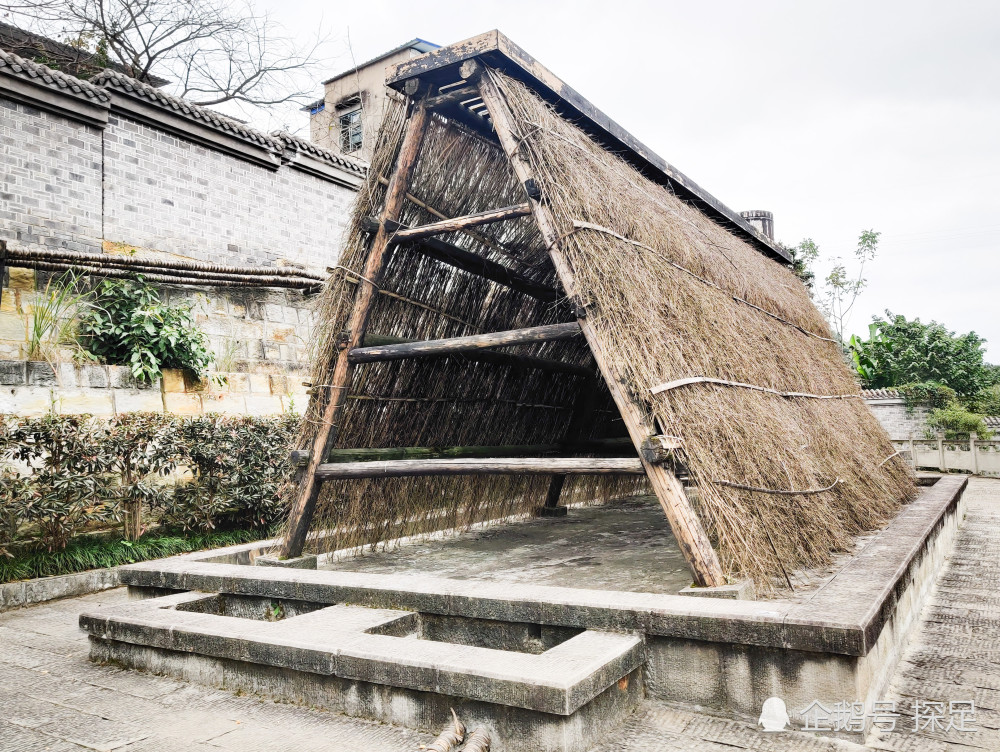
[280,65,725,587]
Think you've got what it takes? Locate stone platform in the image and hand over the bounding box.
[79,476,968,751]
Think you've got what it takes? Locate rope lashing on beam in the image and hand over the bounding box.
[650,376,862,400]
[567,221,838,343]
[713,478,842,496]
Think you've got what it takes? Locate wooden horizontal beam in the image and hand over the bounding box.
[384,204,532,243]
[322,439,635,464]
[314,456,645,479]
[348,322,582,364]
[353,331,593,377]
[361,217,559,302]
[425,85,481,110]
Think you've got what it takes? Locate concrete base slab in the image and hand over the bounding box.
[255,553,317,569]
[677,581,755,600]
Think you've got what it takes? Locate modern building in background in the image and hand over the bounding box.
[304,39,438,164]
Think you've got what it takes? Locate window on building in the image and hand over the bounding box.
[339,108,362,153]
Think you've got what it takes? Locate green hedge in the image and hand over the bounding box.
[1,412,297,556]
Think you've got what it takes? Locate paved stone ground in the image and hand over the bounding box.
[1,477,997,752]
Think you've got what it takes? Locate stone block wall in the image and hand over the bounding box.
[865,398,932,439]
[0,50,366,414]
[0,359,308,418]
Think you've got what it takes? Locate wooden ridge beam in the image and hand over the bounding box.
[357,332,594,377]
[361,216,558,302]
[384,203,532,243]
[348,322,581,364]
[315,456,645,479]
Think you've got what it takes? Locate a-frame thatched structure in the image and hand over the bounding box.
[280,31,915,589]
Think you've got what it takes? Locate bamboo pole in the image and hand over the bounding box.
[347,322,581,364]
[384,203,531,243]
[280,98,432,559]
[315,456,645,479]
[477,68,726,587]
[322,439,634,463]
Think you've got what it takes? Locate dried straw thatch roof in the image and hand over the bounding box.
[288,36,914,590]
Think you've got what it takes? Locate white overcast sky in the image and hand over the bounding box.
[260,0,1000,358]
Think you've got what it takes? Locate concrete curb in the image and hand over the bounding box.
[0,566,120,613]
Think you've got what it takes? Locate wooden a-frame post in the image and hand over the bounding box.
[474,68,726,587]
[280,99,431,559]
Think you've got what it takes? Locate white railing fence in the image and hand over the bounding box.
[892,434,1000,476]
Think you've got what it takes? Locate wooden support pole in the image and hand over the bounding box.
[543,377,601,512]
[0,241,6,313]
[280,99,432,559]
[360,217,558,302]
[357,332,593,377]
[315,456,645,479]
[477,70,726,587]
[348,322,581,364]
[382,203,531,243]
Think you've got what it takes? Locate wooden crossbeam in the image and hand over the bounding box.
[315,456,645,479]
[475,67,727,588]
[361,217,558,302]
[348,322,581,364]
[321,439,634,464]
[381,204,532,243]
[358,332,593,377]
[426,85,481,110]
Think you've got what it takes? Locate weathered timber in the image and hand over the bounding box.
[348,322,581,364]
[543,376,601,510]
[0,240,6,312]
[361,216,558,302]
[640,435,684,464]
[478,72,726,587]
[315,456,645,479]
[425,84,481,110]
[280,100,432,559]
[356,332,593,377]
[323,439,634,463]
[384,203,532,243]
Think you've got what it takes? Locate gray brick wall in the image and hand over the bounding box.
[102,115,354,268]
[866,399,932,439]
[0,98,103,253]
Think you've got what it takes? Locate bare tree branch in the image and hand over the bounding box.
[0,0,328,116]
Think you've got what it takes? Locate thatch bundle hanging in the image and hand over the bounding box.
[280,32,914,590]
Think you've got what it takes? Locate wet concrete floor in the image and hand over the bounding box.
[324,495,695,594]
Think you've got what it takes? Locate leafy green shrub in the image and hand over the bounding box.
[899,382,957,410]
[0,468,31,558]
[77,277,212,383]
[98,412,179,541]
[4,414,119,550]
[971,383,1000,417]
[165,414,296,532]
[927,404,993,440]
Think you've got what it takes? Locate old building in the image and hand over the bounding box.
[304,39,438,163]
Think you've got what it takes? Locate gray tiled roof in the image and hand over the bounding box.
[91,69,281,151]
[271,130,367,175]
[861,388,902,400]
[0,48,109,102]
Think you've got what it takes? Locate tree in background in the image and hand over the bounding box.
[850,312,993,397]
[851,311,1000,438]
[1,0,326,115]
[783,230,880,343]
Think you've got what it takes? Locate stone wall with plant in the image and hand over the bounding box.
[0,50,364,385]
